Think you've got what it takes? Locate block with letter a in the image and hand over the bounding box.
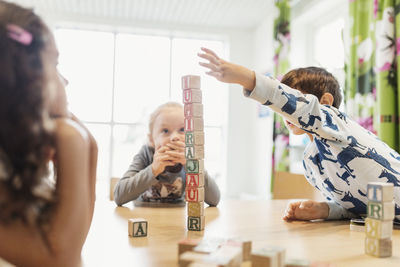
[186,173,205,188]
[185,131,204,146]
[128,218,148,237]
[185,145,204,160]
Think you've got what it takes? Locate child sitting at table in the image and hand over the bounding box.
[0,1,98,266]
[114,102,220,206]
[198,47,400,221]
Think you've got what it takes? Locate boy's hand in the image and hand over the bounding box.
[198,47,256,90]
[283,200,329,221]
[152,145,177,176]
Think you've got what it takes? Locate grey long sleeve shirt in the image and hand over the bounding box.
[114,144,220,207]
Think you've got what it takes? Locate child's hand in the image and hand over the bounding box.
[198,47,256,90]
[165,141,186,166]
[152,145,177,176]
[283,200,329,221]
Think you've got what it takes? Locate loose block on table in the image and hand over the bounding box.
[128,218,148,237]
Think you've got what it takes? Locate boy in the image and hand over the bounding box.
[198,47,400,221]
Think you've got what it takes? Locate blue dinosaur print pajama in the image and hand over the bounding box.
[245,73,400,220]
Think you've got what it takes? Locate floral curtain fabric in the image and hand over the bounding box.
[346,0,400,152]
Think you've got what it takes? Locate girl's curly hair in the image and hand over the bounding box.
[0,1,56,227]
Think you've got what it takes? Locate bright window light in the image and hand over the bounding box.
[56,28,227,192]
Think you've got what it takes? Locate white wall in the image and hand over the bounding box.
[39,9,277,199]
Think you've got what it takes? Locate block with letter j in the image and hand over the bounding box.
[186,159,204,174]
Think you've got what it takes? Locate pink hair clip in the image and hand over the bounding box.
[6,24,33,46]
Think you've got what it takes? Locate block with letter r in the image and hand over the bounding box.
[187,216,205,231]
[367,201,395,220]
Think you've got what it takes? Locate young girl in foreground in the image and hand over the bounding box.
[0,1,97,266]
[114,102,220,206]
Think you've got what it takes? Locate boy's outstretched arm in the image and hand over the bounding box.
[198,47,256,90]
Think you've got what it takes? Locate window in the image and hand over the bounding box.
[55,29,227,192]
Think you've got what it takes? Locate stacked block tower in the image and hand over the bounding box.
[182,75,205,231]
[365,182,394,257]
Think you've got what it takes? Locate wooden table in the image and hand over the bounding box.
[82,199,400,267]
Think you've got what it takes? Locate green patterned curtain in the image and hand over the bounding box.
[346,0,399,152]
[346,0,376,134]
[271,0,291,193]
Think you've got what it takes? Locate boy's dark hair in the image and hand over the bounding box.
[281,67,342,108]
[0,1,55,228]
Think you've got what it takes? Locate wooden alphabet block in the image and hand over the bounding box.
[226,238,252,261]
[365,217,393,239]
[367,201,395,220]
[188,201,205,217]
[183,89,202,104]
[186,173,205,188]
[178,239,202,256]
[284,259,311,267]
[185,145,204,160]
[185,187,205,202]
[251,246,285,267]
[179,251,208,267]
[186,159,204,174]
[187,216,205,231]
[128,218,147,237]
[185,117,204,131]
[365,237,392,257]
[185,131,204,146]
[182,75,201,90]
[187,263,219,267]
[206,244,243,267]
[184,103,203,118]
[367,182,394,202]
[193,237,225,254]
